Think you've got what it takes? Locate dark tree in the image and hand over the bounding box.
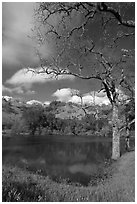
[31,2,135,159]
[22,105,44,135]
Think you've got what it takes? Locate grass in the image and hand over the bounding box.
[94,151,135,202]
[2,151,135,202]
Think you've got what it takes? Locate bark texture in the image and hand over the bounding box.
[112,103,120,160]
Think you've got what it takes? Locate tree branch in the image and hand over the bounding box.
[98,2,135,28]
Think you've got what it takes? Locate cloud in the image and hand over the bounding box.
[6,68,75,88]
[69,95,81,104]
[44,101,51,106]
[2,85,12,93]
[52,88,110,105]
[93,95,110,105]
[69,94,94,105]
[3,85,23,94]
[95,90,106,97]
[2,84,35,95]
[52,88,73,102]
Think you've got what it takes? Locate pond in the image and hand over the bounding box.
[2,135,134,186]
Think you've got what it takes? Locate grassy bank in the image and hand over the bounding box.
[2,151,135,202]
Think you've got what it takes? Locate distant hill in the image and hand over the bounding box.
[2,96,134,137]
[2,96,112,121]
[2,97,25,130]
[45,100,112,120]
[55,103,86,119]
[2,96,25,114]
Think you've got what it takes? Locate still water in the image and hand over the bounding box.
[2,135,132,185]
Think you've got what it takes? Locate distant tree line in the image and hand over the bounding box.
[2,99,135,137]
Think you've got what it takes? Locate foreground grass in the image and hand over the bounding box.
[2,151,135,202]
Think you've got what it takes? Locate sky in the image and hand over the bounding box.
[2,2,135,105]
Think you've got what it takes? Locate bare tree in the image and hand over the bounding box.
[31,2,135,160]
[71,90,88,116]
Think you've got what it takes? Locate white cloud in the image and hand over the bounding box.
[2,85,12,93]
[69,95,81,104]
[52,88,110,106]
[95,90,106,97]
[44,101,50,106]
[2,84,35,95]
[26,100,43,105]
[94,95,110,105]
[6,68,75,88]
[69,94,94,105]
[53,88,73,102]
[82,95,94,104]
[2,85,23,94]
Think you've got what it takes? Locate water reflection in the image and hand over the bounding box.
[69,163,98,175]
[2,135,130,185]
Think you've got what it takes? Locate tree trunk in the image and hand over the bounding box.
[112,103,120,160]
